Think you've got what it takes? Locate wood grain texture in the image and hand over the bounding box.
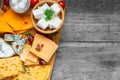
[60,0,120,42]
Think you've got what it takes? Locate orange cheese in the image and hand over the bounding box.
[0,16,13,33]
[30,34,58,62]
[2,9,24,31]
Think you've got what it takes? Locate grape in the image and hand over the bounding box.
[28,36,34,44]
[39,59,47,66]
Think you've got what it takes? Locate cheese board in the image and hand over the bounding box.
[0,0,66,80]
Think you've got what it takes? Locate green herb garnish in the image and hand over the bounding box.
[25,32,31,37]
[45,9,54,21]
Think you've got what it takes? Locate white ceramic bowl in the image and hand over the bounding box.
[9,0,30,13]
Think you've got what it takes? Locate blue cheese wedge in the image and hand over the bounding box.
[12,39,26,54]
[4,34,22,41]
[37,19,49,30]
[48,16,62,29]
[50,3,61,15]
[0,38,15,58]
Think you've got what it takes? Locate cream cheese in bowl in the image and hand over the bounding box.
[10,0,30,13]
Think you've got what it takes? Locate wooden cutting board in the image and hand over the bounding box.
[1,0,65,80]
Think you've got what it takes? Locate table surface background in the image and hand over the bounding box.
[1,0,120,80]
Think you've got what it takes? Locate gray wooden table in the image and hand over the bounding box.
[52,0,120,80]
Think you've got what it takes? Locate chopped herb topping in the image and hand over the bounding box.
[45,9,54,21]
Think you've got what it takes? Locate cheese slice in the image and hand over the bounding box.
[13,65,50,80]
[0,17,13,33]
[2,9,24,31]
[30,34,58,62]
[0,56,23,79]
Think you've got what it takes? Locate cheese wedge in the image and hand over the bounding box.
[30,34,58,62]
[4,34,22,41]
[2,9,24,31]
[0,17,13,33]
[13,65,50,80]
[0,56,23,79]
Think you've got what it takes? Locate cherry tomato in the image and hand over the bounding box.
[4,0,9,5]
[30,0,39,6]
[58,1,65,9]
[39,59,47,66]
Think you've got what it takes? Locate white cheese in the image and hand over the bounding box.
[12,39,26,54]
[13,5,19,10]
[21,0,28,4]
[11,0,19,6]
[37,19,49,30]
[39,3,50,11]
[50,3,61,15]
[32,8,45,19]
[48,16,62,29]
[18,2,26,10]
[0,38,15,58]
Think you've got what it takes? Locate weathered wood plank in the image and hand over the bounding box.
[52,42,120,80]
[61,0,120,42]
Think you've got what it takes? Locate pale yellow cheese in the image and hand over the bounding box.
[24,60,39,66]
[30,34,58,62]
[13,65,50,80]
[0,56,23,79]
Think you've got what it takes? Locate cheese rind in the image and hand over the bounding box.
[0,56,23,79]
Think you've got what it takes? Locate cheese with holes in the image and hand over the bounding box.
[30,34,58,62]
[13,65,50,80]
[0,56,23,79]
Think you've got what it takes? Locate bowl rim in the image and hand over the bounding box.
[31,0,65,34]
[9,0,30,13]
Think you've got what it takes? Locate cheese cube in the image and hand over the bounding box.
[50,3,61,15]
[36,19,49,30]
[39,3,50,11]
[48,16,62,29]
[32,8,45,19]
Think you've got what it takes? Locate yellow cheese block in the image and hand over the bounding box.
[26,52,39,63]
[24,60,39,66]
[0,56,23,79]
[0,17,13,33]
[2,9,24,31]
[30,34,58,62]
[13,65,51,80]
[20,44,31,61]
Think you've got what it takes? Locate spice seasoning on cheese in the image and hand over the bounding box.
[0,56,23,79]
[30,34,58,62]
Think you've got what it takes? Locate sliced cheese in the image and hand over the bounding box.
[0,56,23,79]
[24,60,39,66]
[30,34,58,62]
[13,65,50,80]
[0,17,13,33]
[2,9,24,31]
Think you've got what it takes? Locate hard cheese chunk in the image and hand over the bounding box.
[24,60,39,66]
[0,56,23,79]
[30,34,58,62]
[51,3,61,15]
[37,19,49,30]
[12,39,26,54]
[4,34,22,41]
[48,16,62,29]
[13,65,50,80]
